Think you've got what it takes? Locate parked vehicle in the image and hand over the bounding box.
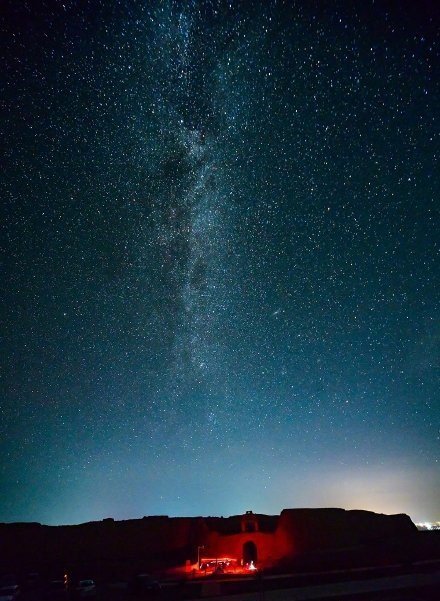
[75,581,96,598]
[46,580,68,599]
[25,574,40,588]
[130,574,161,597]
[0,585,20,601]
[0,578,17,589]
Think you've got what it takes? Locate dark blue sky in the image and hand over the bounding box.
[1,0,439,525]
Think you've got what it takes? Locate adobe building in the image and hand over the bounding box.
[0,508,420,578]
[196,509,417,569]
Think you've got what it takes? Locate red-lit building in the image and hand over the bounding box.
[192,508,417,571]
[199,511,279,569]
[0,508,418,578]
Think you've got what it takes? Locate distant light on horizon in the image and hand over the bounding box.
[415,522,440,531]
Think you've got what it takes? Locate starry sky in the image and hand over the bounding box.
[1,0,439,526]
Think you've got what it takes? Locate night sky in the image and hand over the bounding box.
[1,0,439,526]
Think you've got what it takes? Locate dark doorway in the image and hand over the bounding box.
[243,541,257,563]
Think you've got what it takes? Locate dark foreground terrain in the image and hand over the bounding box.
[9,560,440,601]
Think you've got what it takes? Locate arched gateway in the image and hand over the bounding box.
[243,540,257,563]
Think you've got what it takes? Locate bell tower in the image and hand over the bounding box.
[241,510,259,532]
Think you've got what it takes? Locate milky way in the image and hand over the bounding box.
[1,0,439,524]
